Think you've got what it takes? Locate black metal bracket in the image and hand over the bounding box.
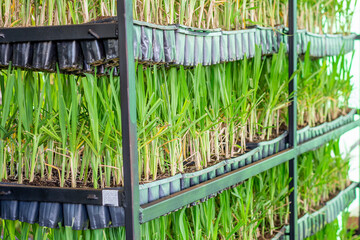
[355,35,360,40]
[0,22,117,43]
[0,183,123,206]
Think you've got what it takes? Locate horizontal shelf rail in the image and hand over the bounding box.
[0,23,117,42]
[140,118,360,223]
[0,183,123,206]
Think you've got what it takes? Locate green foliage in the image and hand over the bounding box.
[297,44,354,127]
[0,43,353,187]
[298,139,350,216]
[0,45,291,185]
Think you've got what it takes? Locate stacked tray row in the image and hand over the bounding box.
[297,109,356,144]
[299,182,356,240]
[0,20,356,75]
[294,30,355,57]
[0,131,288,230]
[274,182,357,240]
[0,109,356,230]
[2,178,354,234]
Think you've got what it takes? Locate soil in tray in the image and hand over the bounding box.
[2,169,96,189]
[246,124,287,144]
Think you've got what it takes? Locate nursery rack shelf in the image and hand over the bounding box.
[138,118,360,223]
[0,117,358,232]
[0,0,359,239]
[0,118,357,207]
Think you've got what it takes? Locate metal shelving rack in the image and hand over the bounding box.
[0,0,359,239]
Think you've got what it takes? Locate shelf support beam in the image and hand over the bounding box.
[118,0,140,239]
[288,0,298,238]
[0,23,117,43]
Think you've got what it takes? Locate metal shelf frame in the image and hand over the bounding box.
[0,22,117,42]
[0,0,359,239]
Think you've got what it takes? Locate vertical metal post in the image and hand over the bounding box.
[288,0,298,239]
[358,54,360,233]
[357,36,360,233]
[118,0,140,239]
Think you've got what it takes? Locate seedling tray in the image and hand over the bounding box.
[276,182,357,240]
[299,182,357,239]
[305,32,326,57]
[0,21,356,75]
[297,109,356,144]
